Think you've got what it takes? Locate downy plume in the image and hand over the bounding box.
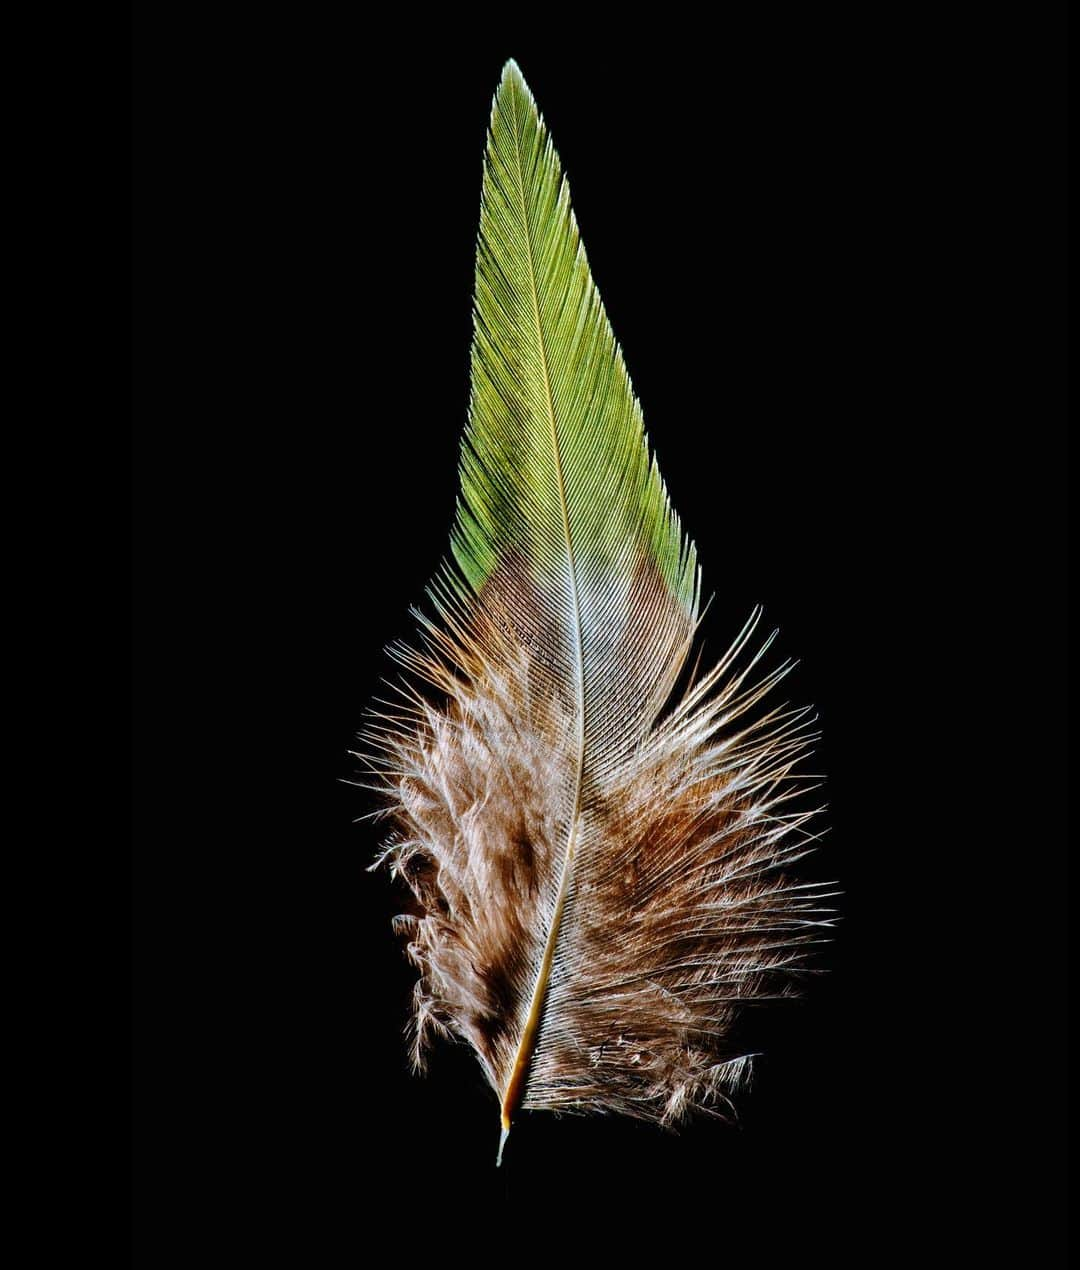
[362,60,832,1163]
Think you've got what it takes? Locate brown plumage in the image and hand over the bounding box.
[361,61,830,1161]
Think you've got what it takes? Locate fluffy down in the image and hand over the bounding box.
[367,610,831,1127]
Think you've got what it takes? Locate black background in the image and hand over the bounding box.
[132,11,1068,1263]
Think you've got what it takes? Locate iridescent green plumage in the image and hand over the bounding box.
[448,60,698,617]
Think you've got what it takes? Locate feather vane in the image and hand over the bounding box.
[365,60,829,1160]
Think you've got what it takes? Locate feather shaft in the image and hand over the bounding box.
[495,71,588,1135]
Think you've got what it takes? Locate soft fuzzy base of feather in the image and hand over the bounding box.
[366,610,831,1128]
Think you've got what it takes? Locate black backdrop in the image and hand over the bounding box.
[132,12,1068,1263]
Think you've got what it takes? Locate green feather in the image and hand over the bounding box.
[370,62,827,1157]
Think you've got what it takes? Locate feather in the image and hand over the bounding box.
[362,59,830,1164]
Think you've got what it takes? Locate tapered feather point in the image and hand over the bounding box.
[364,62,828,1149]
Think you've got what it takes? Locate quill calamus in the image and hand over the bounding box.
[364,60,831,1164]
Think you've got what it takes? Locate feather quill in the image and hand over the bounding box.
[363,60,830,1163]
